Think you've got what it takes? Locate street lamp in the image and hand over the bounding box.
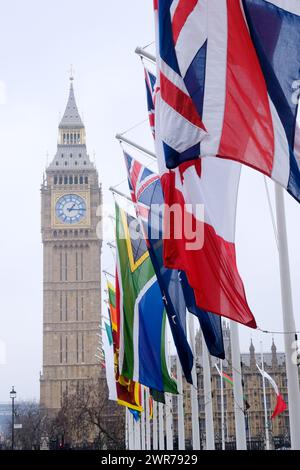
[10,386,16,450]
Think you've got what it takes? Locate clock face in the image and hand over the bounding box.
[55,194,87,224]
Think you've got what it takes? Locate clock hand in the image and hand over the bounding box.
[68,206,86,212]
[67,203,76,213]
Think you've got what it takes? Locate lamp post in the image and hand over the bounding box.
[10,386,16,450]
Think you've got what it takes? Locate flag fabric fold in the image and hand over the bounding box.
[124,150,225,361]
[107,280,142,411]
[116,203,177,394]
[154,0,300,203]
[152,4,256,327]
[256,364,287,419]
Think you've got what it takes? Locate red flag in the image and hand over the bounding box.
[271,394,287,420]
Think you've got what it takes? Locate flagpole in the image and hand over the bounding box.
[202,333,215,449]
[165,339,173,450]
[275,184,300,450]
[176,355,185,450]
[125,407,129,450]
[134,418,141,450]
[115,134,156,159]
[230,320,247,450]
[145,388,151,450]
[141,388,146,450]
[260,342,270,450]
[188,313,200,450]
[158,403,165,450]
[135,46,156,64]
[165,394,173,450]
[153,400,158,450]
[128,410,134,450]
[220,360,225,450]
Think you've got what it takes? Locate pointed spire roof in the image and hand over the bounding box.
[59,79,84,129]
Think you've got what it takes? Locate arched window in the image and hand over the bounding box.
[59,176,63,184]
[69,176,73,184]
[70,153,73,158]
[74,176,78,184]
[70,133,73,143]
[77,133,80,143]
[63,133,66,143]
[54,176,58,184]
[84,176,88,184]
[64,176,68,184]
[79,176,83,184]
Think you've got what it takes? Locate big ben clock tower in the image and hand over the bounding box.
[40,76,102,410]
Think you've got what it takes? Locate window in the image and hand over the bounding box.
[76,334,79,363]
[76,292,79,321]
[65,253,68,280]
[74,176,78,184]
[69,176,73,184]
[81,333,85,362]
[85,176,88,184]
[75,252,78,281]
[81,251,84,280]
[70,153,73,158]
[54,176,58,184]
[56,162,59,166]
[65,336,68,363]
[65,293,68,321]
[79,153,82,158]
[79,176,83,184]
[60,292,63,321]
[59,253,63,281]
[75,161,78,166]
[64,176,68,184]
[64,161,68,166]
[61,153,64,158]
[60,335,63,364]
[83,161,86,165]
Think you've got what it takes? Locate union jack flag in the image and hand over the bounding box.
[144,68,156,138]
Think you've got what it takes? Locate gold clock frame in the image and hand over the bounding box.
[51,190,91,228]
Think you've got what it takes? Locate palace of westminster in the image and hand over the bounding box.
[35,78,296,448]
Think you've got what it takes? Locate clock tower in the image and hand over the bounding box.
[40,77,102,410]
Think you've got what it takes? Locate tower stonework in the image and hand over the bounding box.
[40,79,102,410]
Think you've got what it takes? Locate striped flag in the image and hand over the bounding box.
[116,203,177,394]
[107,280,143,411]
[256,364,287,419]
[153,1,256,328]
[124,150,225,361]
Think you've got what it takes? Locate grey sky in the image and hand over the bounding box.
[0,1,299,402]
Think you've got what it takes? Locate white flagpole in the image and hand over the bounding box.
[158,403,165,450]
[125,408,129,450]
[145,389,151,450]
[260,342,270,450]
[188,313,200,450]
[165,338,173,450]
[134,418,141,450]
[165,393,174,450]
[176,355,185,450]
[141,388,146,450]
[220,360,225,450]
[275,184,300,450]
[202,333,215,449]
[153,400,158,450]
[230,320,247,450]
[128,410,134,450]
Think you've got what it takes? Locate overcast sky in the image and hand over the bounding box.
[0,1,299,403]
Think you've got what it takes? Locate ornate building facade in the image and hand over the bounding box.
[172,322,294,449]
[40,78,102,410]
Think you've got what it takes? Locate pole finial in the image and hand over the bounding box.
[69,64,74,82]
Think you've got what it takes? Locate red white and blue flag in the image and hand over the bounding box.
[153,1,256,328]
[144,68,156,138]
[154,0,300,203]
